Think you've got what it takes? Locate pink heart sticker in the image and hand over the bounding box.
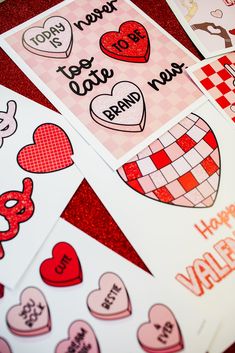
[87,272,132,320]
[22,16,73,59]
[90,81,146,132]
[137,304,184,353]
[210,9,223,18]
[0,338,12,353]
[55,320,100,353]
[7,287,51,337]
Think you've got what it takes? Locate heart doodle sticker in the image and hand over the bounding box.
[90,81,146,132]
[118,114,220,208]
[137,304,184,353]
[40,242,83,287]
[17,123,74,174]
[22,16,73,59]
[55,320,100,353]
[210,9,223,18]
[0,100,17,148]
[0,338,12,353]
[87,272,132,320]
[7,287,51,337]
[100,20,150,63]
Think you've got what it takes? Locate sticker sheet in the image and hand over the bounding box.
[0,85,83,289]
[0,0,203,169]
[187,52,235,125]
[166,0,235,58]
[0,219,218,353]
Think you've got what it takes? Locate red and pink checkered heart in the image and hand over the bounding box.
[17,123,74,173]
[118,114,220,208]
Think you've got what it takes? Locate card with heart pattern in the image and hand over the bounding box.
[0,85,83,289]
[1,0,203,169]
[0,219,218,353]
[167,0,235,58]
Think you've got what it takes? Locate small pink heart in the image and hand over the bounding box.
[137,304,184,353]
[0,338,12,353]
[55,320,100,353]
[207,25,222,35]
[210,9,223,18]
[22,16,73,59]
[87,272,132,320]
[7,287,51,337]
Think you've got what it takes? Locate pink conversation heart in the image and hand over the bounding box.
[137,304,184,353]
[55,320,100,353]
[7,287,51,337]
[22,16,73,59]
[0,338,12,353]
[90,81,146,132]
[87,272,132,320]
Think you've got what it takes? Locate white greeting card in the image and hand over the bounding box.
[0,85,83,288]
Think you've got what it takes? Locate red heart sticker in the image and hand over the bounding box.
[100,20,150,63]
[17,123,74,174]
[40,242,83,287]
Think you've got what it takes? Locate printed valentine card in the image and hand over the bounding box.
[0,219,218,353]
[187,53,235,125]
[166,0,235,58]
[0,85,83,288]
[0,0,203,169]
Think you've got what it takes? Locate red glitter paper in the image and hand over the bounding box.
[0,2,233,352]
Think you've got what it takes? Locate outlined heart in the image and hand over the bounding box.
[55,320,100,353]
[90,81,146,132]
[7,287,51,337]
[137,304,184,353]
[87,272,132,320]
[118,114,220,208]
[0,338,12,353]
[210,9,223,18]
[17,123,74,173]
[100,20,150,63]
[22,16,73,59]
[40,242,83,287]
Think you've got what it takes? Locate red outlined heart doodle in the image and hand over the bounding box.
[100,20,150,63]
[137,304,184,353]
[40,242,83,287]
[0,100,17,148]
[22,16,73,59]
[0,338,12,353]
[118,114,220,208]
[55,320,100,353]
[7,287,51,337]
[17,123,74,174]
[87,272,132,320]
[0,178,34,259]
[90,81,146,132]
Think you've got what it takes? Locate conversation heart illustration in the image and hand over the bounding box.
[17,123,74,173]
[40,242,83,287]
[55,320,100,353]
[210,9,223,18]
[100,20,150,63]
[90,81,146,132]
[22,16,73,59]
[87,272,132,320]
[7,287,51,337]
[118,113,220,208]
[137,304,184,353]
[0,338,12,353]
[0,100,17,148]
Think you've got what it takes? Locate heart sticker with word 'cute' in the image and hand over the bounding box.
[137,304,184,353]
[7,287,51,337]
[22,16,73,59]
[100,20,150,63]
[17,123,74,174]
[55,320,100,353]
[118,114,220,208]
[0,338,12,353]
[90,81,146,132]
[40,242,83,287]
[87,272,132,320]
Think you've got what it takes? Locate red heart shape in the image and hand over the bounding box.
[40,242,83,287]
[100,20,150,63]
[17,123,74,173]
[229,28,235,35]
